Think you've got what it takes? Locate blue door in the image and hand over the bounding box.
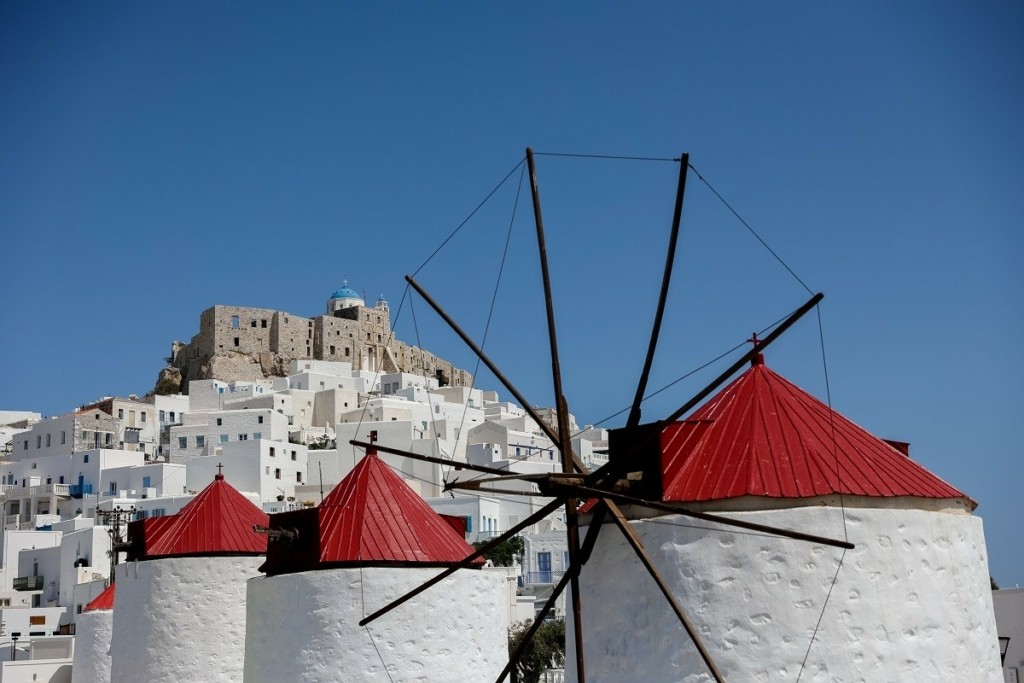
[537,552,552,583]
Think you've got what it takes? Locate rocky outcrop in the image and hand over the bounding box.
[152,367,182,396]
[205,353,267,383]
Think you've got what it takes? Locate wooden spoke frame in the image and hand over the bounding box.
[358,150,851,683]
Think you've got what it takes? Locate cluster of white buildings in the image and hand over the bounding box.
[0,350,603,681]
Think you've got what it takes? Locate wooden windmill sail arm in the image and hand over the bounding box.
[349,439,512,476]
[405,273,589,479]
[559,483,855,551]
[495,511,606,683]
[526,146,588,682]
[604,499,727,683]
[585,291,825,490]
[628,152,689,430]
[358,497,563,627]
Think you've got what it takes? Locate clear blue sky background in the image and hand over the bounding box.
[2,4,1021,585]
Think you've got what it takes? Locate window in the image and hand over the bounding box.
[265,466,270,475]
[257,415,264,424]
[216,418,222,426]
[219,434,229,444]
[109,481,118,494]
[118,409,124,419]
[251,319,257,327]
[231,316,240,329]
[238,433,248,441]
[274,468,281,480]
[269,447,275,457]
[23,440,28,449]
[45,434,50,447]
[152,508,166,518]
[105,433,112,445]
[142,476,152,488]
[178,437,188,449]
[252,432,261,440]
[234,337,240,347]
[296,472,303,483]
[196,435,205,447]
[60,431,65,445]
[36,435,41,448]
[261,319,267,328]
[170,411,176,422]
[345,348,350,357]
[291,451,297,461]
[141,412,146,423]
[159,410,165,422]
[83,453,89,463]
[463,516,473,533]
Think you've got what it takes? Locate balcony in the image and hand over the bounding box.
[69,484,93,498]
[28,484,71,497]
[521,570,566,586]
[13,576,43,591]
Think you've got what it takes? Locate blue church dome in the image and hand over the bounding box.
[330,285,361,300]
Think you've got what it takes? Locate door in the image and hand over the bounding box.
[537,552,552,583]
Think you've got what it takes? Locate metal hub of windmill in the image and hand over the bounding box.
[353,148,854,683]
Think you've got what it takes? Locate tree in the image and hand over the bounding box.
[508,618,565,683]
[473,535,524,567]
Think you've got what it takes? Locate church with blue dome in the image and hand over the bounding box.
[327,280,365,315]
[170,279,468,389]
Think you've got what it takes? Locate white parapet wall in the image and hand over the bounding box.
[244,566,508,682]
[71,609,112,683]
[567,505,1002,683]
[110,556,262,683]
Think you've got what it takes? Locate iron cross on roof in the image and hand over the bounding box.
[748,332,765,366]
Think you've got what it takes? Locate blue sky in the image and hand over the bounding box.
[1,4,1021,585]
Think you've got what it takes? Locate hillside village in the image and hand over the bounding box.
[0,282,1018,682]
[0,284,601,681]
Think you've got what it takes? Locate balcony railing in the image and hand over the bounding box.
[521,570,566,585]
[28,484,71,497]
[13,576,43,591]
[69,484,93,498]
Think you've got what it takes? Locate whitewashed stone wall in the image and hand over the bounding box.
[244,567,507,682]
[567,505,1002,682]
[111,556,262,683]
[71,609,112,683]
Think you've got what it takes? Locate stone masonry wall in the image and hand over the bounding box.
[172,302,471,388]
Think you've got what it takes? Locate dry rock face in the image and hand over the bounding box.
[151,367,182,395]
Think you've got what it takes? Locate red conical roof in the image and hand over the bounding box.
[145,474,269,558]
[317,454,481,565]
[83,583,115,612]
[659,359,971,505]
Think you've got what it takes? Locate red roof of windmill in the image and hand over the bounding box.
[144,472,269,558]
[83,583,115,612]
[659,355,971,505]
[315,452,483,565]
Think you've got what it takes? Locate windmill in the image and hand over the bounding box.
[352,148,854,683]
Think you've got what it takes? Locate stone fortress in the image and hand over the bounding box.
[170,282,472,389]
